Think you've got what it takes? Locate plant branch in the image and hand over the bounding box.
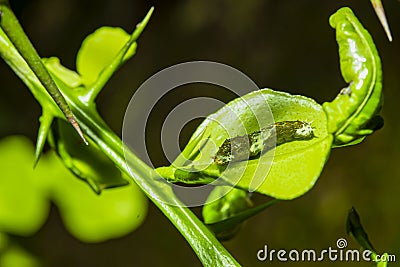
[0,0,87,144]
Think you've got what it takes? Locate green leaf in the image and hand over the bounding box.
[76,26,136,87]
[0,245,41,267]
[42,57,134,193]
[376,253,389,267]
[46,156,148,243]
[346,207,390,267]
[48,119,129,194]
[0,135,148,242]
[323,7,383,147]
[346,207,375,252]
[172,89,332,199]
[205,197,279,241]
[44,57,82,88]
[0,136,49,235]
[203,186,253,240]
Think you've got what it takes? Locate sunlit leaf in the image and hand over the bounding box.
[44,57,82,88]
[0,136,49,235]
[0,136,148,242]
[76,27,137,87]
[174,89,332,199]
[46,155,148,243]
[323,7,383,147]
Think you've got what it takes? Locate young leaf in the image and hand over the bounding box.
[76,27,137,88]
[76,7,153,102]
[203,186,253,240]
[44,57,82,88]
[206,197,279,241]
[323,7,383,147]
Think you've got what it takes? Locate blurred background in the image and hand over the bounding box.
[0,0,400,266]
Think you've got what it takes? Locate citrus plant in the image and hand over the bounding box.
[0,1,390,266]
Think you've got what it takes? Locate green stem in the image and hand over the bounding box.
[86,7,154,103]
[0,0,87,144]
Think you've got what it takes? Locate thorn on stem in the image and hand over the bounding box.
[68,116,89,145]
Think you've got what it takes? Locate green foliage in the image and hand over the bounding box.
[158,7,384,203]
[203,187,252,240]
[49,164,148,243]
[0,137,49,235]
[347,208,390,266]
[49,119,129,193]
[0,233,40,267]
[0,245,40,267]
[323,7,383,147]
[76,26,137,87]
[0,136,148,242]
[0,7,242,266]
[166,89,332,199]
[0,3,388,267]
[0,0,86,143]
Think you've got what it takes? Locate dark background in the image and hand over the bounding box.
[1,0,400,266]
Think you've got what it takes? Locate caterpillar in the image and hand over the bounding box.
[214,120,315,166]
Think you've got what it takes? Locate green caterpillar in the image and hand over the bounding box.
[214,121,314,165]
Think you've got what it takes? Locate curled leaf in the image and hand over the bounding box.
[323,7,383,147]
